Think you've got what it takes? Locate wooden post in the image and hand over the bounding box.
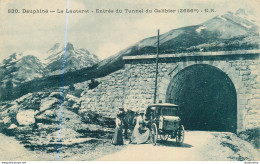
[154,29,160,104]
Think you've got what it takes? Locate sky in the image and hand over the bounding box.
[0,0,260,61]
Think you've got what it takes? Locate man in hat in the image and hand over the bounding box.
[118,108,128,139]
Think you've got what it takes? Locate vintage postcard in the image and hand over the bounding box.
[0,0,260,162]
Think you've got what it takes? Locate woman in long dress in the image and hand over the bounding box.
[111,113,124,145]
[130,110,150,144]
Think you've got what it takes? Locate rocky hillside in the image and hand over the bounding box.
[0,91,115,152]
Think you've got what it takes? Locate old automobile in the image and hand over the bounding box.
[145,103,185,146]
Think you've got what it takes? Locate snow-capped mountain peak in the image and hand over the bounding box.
[47,43,63,54]
[0,53,47,88]
[0,42,100,89]
[66,42,74,51]
[45,42,100,75]
[235,8,248,18]
[1,53,23,66]
[234,8,259,25]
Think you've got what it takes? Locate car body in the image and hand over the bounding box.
[145,103,185,145]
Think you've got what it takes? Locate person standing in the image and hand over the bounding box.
[119,108,128,139]
[111,112,124,145]
[129,109,150,144]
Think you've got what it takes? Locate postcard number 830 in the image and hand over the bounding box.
[8,9,19,13]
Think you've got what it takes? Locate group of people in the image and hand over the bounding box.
[111,108,151,145]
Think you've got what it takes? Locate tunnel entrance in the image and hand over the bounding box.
[166,64,237,132]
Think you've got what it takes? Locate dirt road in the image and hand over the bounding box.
[0,133,125,161]
[96,131,260,161]
[0,133,57,161]
[0,131,259,161]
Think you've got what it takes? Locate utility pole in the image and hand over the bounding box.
[154,29,160,104]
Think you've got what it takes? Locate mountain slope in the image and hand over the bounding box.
[0,53,46,88]
[0,43,99,90]
[4,9,260,100]
[124,9,258,56]
[90,8,259,77]
[45,43,100,75]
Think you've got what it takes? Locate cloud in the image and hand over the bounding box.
[0,0,87,32]
[96,42,131,60]
[0,0,87,60]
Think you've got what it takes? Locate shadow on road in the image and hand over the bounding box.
[156,140,193,148]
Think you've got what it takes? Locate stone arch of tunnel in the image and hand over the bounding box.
[165,64,237,132]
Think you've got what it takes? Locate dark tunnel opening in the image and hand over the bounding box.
[166,64,237,132]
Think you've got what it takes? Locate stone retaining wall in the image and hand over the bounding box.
[80,69,125,118]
